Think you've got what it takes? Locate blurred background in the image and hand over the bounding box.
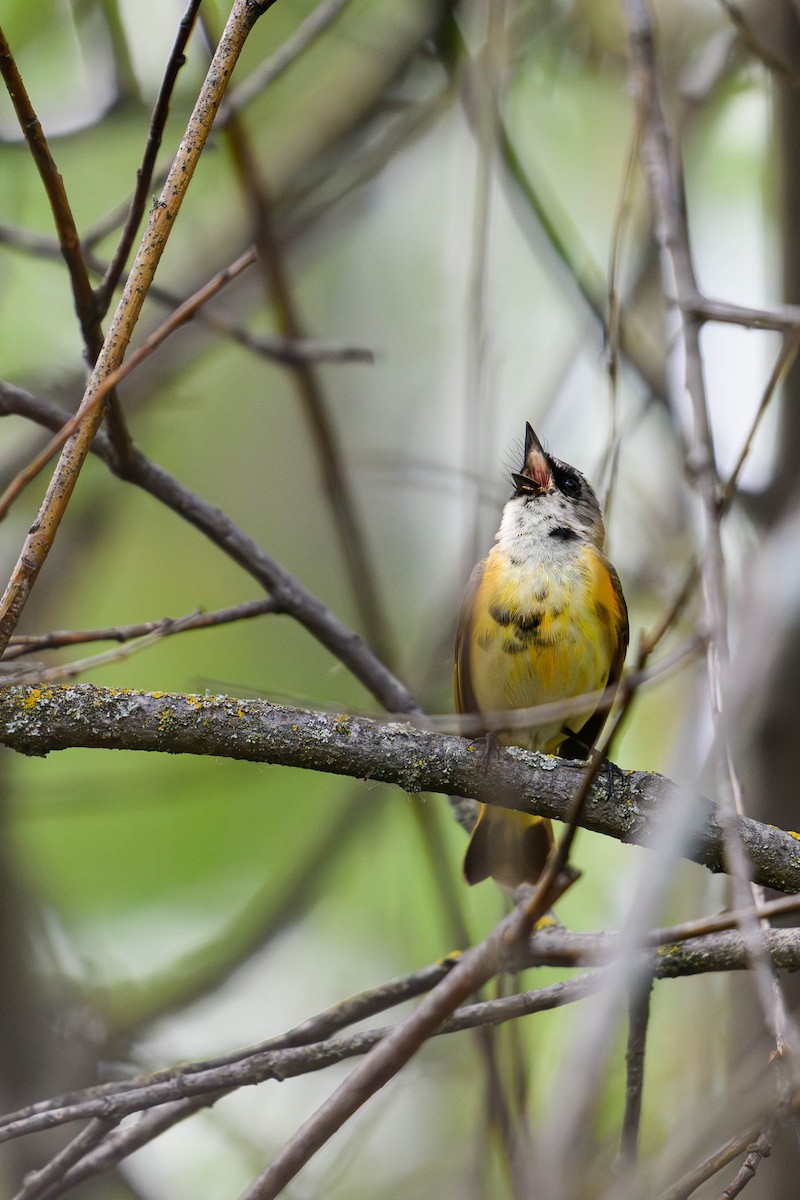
[0,0,798,1197]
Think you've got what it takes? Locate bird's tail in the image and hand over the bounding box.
[463,804,554,889]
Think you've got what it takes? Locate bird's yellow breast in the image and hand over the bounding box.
[466,541,622,753]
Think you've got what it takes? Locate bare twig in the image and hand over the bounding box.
[5,598,280,660]
[0,22,131,461]
[691,293,800,332]
[4,617,202,685]
[649,894,800,947]
[601,112,642,515]
[718,1129,772,1199]
[5,928,800,1190]
[55,1095,224,1197]
[617,974,654,1172]
[11,1117,118,1200]
[214,37,391,664]
[716,0,800,82]
[0,247,257,519]
[0,30,98,351]
[0,0,276,656]
[0,383,416,716]
[620,0,797,1093]
[657,1124,776,1200]
[95,0,203,315]
[721,329,800,508]
[218,0,354,123]
[0,223,374,364]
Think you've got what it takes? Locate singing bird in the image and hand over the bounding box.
[455,424,629,889]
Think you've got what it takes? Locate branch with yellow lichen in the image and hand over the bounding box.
[1,683,798,894]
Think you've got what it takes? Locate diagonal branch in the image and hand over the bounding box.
[0,381,415,713]
[4,926,800,1192]
[4,927,800,1194]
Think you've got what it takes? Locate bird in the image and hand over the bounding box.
[455,422,629,890]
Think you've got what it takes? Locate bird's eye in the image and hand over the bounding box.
[560,474,581,498]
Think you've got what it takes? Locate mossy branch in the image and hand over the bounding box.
[1,683,798,894]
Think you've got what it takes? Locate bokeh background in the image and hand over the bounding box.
[0,0,797,1197]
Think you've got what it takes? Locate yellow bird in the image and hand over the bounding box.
[455,423,629,889]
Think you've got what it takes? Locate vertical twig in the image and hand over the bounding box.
[207,1,391,662]
[619,0,797,1077]
[617,972,654,1172]
[94,0,204,316]
[464,0,504,561]
[0,23,132,462]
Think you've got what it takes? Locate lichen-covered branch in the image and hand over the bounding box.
[1,684,799,893]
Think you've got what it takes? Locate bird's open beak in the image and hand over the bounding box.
[512,422,553,493]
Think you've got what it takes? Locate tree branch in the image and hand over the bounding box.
[3,928,800,1159]
[2,684,800,893]
[0,0,276,655]
[0,382,416,714]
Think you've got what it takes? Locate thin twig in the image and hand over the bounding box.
[617,973,654,1172]
[56,1095,226,1197]
[0,22,132,462]
[620,0,797,1097]
[718,1129,772,1199]
[213,35,392,664]
[0,0,276,657]
[601,111,642,516]
[0,247,257,519]
[721,328,800,508]
[657,1124,776,1200]
[95,0,203,315]
[218,0,354,123]
[649,894,800,947]
[4,617,202,685]
[4,597,280,660]
[716,0,800,82]
[0,382,417,714]
[10,1117,118,1200]
[691,293,800,332]
[0,223,375,364]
